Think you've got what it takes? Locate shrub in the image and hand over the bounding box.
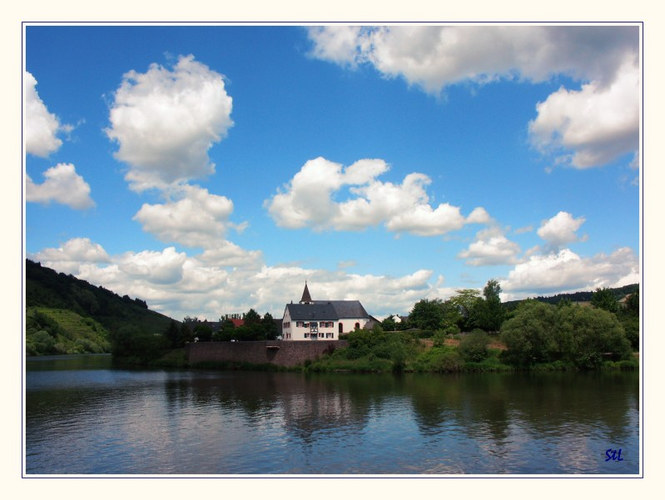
[435,350,464,372]
[458,329,490,362]
[500,300,632,369]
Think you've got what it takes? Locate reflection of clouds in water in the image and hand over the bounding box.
[26,367,640,475]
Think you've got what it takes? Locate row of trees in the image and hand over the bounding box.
[393,279,505,333]
[386,280,639,370]
[162,309,279,349]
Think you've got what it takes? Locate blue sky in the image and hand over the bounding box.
[24,24,640,321]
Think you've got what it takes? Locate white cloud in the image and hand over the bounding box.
[266,156,488,236]
[528,57,640,168]
[31,237,448,320]
[24,72,65,157]
[458,226,521,266]
[30,237,110,274]
[537,211,586,248]
[116,247,188,285]
[199,241,263,269]
[308,25,639,169]
[26,163,95,209]
[105,55,234,192]
[500,247,639,299]
[308,25,637,92]
[133,185,239,249]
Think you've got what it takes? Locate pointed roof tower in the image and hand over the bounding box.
[300,281,313,304]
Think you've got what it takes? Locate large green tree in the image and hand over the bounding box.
[591,287,619,313]
[475,279,504,332]
[448,289,482,332]
[500,300,631,368]
[408,299,445,330]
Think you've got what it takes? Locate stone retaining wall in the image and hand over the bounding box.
[185,340,347,367]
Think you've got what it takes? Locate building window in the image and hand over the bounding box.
[355,322,360,330]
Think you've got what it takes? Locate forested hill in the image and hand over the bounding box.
[503,283,639,309]
[26,259,175,355]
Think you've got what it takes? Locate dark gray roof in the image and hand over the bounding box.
[285,300,369,321]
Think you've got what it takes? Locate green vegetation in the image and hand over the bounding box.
[307,281,639,374]
[26,260,639,374]
[26,307,111,356]
[499,300,631,369]
[26,259,175,356]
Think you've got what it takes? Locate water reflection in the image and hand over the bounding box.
[25,358,639,475]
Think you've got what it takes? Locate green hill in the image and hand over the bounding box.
[503,283,639,310]
[26,259,176,356]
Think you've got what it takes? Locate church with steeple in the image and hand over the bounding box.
[281,282,375,340]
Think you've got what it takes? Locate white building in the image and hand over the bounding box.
[281,283,374,340]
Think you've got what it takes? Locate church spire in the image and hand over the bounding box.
[300,281,313,304]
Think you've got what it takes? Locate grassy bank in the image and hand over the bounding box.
[111,329,639,374]
[305,328,639,374]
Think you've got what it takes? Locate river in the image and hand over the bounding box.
[24,354,640,476]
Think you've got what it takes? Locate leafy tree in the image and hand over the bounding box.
[110,325,167,362]
[194,322,213,342]
[459,329,490,362]
[409,299,445,330]
[448,289,482,332]
[381,315,398,331]
[556,304,631,368]
[475,279,504,332]
[618,289,639,350]
[591,287,619,313]
[500,300,631,369]
[180,321,194,344]
[499,300,559,367]
[163,320,183,348]
[262,312,279,340]
[213,318,237,341]
[624,289,639,316]
[243,309,261,326]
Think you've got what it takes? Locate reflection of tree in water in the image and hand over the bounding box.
[501,371,639,441]
[404,371,638,451]
[164,371,283,425]
[279,374,403,444]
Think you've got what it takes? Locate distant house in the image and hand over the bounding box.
[281,283,375,340]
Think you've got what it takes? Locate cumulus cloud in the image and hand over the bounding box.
[528,57,639,168]
[133,185,240,249]
[30,237,110,274]
[500,247,639,299]
[537,211,586,249]
[26,163,95,209]
[105,55,234,192]
[458,226,521,266]
[24,72,66,157]
[308,25,640,169]
[266,156,488,236]
[30,237,447,320]
[116,247,188,285]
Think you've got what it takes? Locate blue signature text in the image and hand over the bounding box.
[605,448,624,462]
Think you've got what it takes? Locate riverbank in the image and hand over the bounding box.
[126,334,639,374]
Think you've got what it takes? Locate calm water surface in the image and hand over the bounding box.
[25,355,640,475]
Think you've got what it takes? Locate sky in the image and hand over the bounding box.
[23,24,641,321]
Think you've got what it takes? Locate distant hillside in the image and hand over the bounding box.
[503,283,639,309]
[26,259,176,355]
